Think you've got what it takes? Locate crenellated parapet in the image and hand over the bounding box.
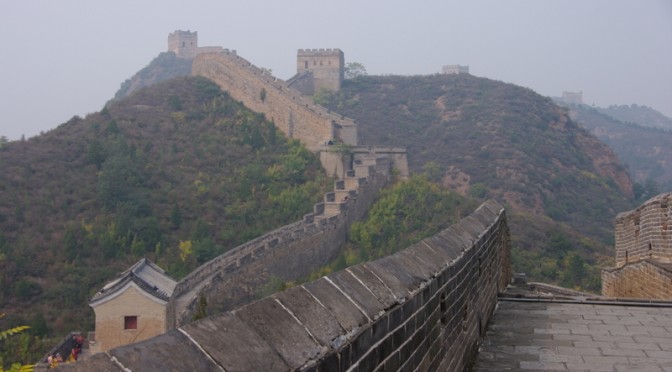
[614,192,672,266]
[603,192,672,299]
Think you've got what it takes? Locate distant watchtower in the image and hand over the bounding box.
[168,30,199,58]
[296,49,344,93]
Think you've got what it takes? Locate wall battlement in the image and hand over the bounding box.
[614,192,672,266]
[59,200,511,371]
[603,192,672,299]
[297,48,342,54]
[168,30,225,59]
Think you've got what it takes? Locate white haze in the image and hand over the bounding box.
[1,0,670,140]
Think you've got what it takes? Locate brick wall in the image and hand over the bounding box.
[192,51,357,152]
[67,200,510,371]
[296,49,344,93]
[614,192,672,266]
[602,260,672,299]
[90,285,168,353]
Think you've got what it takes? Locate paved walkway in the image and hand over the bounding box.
[474,300,672,371]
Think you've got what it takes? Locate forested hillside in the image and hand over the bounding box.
[0,77,329,338]
[597,104,672,131]
[567,104,672,191]
[318,74,636,291]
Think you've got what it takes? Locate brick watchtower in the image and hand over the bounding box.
[168,30,199,58]
[296,49,344,93]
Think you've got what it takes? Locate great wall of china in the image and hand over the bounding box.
[602,192,672,298]
[63,200,511,371]
[35,31,672,371]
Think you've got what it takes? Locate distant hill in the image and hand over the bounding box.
[318,74,636,290]
[567,104,672,191]
[597,104,672,130]
[0,77,329,335]
[113,52,192,100]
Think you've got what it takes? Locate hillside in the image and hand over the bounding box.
[567,104,672,191]
[597,104,672,131]
[0,77,329,336]
[113,52,192,100]
[318,74,635,290]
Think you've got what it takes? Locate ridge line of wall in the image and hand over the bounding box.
[77,200,510,371]
[168,159,392,327]
[192,51,357,152]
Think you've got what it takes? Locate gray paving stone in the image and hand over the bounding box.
[600,347,646,357]
[556,346,601,356]
[565,362,616,371]
[552,334,593,342]
[592,335,635,343]
[519,361,566,370]
[583,355,630,364]
[615,364,663,372]
[616,341,661,351]
[539,353,583,363]
[646,350,672,360]
[474,302,672,371]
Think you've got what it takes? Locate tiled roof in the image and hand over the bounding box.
[89,258,177,305]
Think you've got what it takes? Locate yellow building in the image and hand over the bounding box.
[88,258,176,353]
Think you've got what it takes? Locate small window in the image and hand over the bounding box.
[124,316,137,330]
[304,61,308,69]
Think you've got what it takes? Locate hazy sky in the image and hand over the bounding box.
[1,0,670,140]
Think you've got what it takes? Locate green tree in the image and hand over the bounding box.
[0,313,34,371]
[170,204,182,229]
[344,62,367,80]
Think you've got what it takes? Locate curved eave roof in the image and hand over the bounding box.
[89,258,176,306]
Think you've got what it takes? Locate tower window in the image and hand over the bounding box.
[124,316,137,330]
[182,41,185,47]
[305,61,308,69]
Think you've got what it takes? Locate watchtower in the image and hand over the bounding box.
[168,30,199,58]
[296,49,344,93]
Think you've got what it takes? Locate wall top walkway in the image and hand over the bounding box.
[55,200,508,371]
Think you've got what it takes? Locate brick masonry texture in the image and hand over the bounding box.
[58,200,511,371]
[603,260,672,299]
[603,192,672,299]
[613,192,671,267]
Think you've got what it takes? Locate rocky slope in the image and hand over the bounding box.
[319,74,636,290]
[568,104,672,190]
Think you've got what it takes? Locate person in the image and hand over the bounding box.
[71,335,83,361]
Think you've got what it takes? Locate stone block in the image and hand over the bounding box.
[181,313,289,371]
[328,270,386,320]
[108,329,221,371]
[235,297,321,369]
[273,286,345,347]
[303,278,368,331]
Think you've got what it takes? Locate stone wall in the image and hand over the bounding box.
[614,192,672,266]
[59,200,510,371]
[192,51,357,152]
[602,260,672,299]
[295,49,344,93]
[167,30,224,59]
[168,157,392,328]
